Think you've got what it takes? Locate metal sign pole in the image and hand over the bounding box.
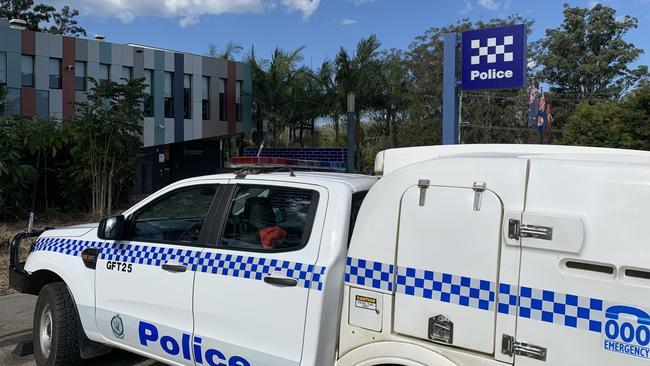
[346,92,356,172]
[442,33,459,145]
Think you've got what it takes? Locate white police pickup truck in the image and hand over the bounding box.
[9,144,650,366]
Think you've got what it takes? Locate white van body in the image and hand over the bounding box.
[11,144,650,366]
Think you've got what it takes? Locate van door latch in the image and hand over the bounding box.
[418,179,430,206]
[472,182,486,211]
[502,334,547,361]
[508,219,553,241]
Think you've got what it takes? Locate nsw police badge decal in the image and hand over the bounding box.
[111,314,124,339]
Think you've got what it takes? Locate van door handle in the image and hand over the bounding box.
[264,276,298,287]
[162,263,187,273]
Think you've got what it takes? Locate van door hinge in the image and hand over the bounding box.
[508,219,553,241]
[502,334,547,361]
[472,182,486,211]
[418,179,430,206]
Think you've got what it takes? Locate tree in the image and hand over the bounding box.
[403,16,535,146]
[561,83,650,150]
[66,78,145,218]
[536,4,648,101]
[0,0,86,36]
[47,5,86,37]
[208,41,244,60]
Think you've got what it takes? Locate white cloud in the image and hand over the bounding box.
[281,0,320,20]
[478,0,500,11]
[340,18,357,25]
[54,0,320,27]
[459,0,473,15]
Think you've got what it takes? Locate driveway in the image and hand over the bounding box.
[0,294,160,365]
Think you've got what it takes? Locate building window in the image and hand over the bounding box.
[122,66,132,82]
[183,74,191,119]
[0,52,6,85]
[202,76,209,120]
[75,61,86,91]
[164,72,173,118]
[219,78,227,121]
[143,69,153,117]
[5,87,20,116]
[49,58,61,89]
[99,63,110,84]
[21,55,34,87]
[235,80,242,122]
[35,90,49,118]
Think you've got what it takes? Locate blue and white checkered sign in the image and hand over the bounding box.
[461,24,527,90]
[33,237,326,291]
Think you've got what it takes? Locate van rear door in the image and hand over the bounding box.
[394,184,503,354]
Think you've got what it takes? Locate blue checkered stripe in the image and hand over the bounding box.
[32,238,326,291]
[396,266,496,311]
[33,237,96,256]
[345,257,394,292]
[195,252,326,290]
[498,283,604,333]
[99,242,203,268]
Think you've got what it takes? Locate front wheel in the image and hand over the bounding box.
[33,282,82,366]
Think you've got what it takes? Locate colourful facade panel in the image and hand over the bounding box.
[154,50,165,146]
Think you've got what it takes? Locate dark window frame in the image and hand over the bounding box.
[219,78,227,121]
[99,63,110,84]
[74,61,86,91]
[164,71,173,118]
[235,80,242,122]
[0,51,6,85]
[143,69,154,117]
[183,74,191,119]
[120,184,221,247]
[211,184,320,253]
[202,76,209,120]
[21,55,34,87]
[49,58,62,89]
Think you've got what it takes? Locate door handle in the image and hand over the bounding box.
[161,263,187,273]
[264,276,298,287]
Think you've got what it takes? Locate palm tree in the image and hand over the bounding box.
[248,46,311,143]
[208,41,244,60]
[334,35,382,162]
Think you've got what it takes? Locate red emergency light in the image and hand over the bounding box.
[227,156,345,172]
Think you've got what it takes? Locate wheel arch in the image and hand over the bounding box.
[336,341,458,366]
[24,269,64,296]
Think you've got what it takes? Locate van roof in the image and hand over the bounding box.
[375,144,650,174]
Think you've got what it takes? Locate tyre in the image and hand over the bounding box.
[33,282,82,366]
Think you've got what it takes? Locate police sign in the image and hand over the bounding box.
[461,24,527,90]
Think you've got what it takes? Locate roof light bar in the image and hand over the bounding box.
[227,157,345,171]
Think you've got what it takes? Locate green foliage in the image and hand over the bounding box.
[208,41,243,61]
[562,84,650,149]
[66,78,145,218]
[536,3,648,100]
[0,117,34,220]
[0,0,86,36]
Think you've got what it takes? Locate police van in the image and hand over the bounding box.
[9,144,650,366]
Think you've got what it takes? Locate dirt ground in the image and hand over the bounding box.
[0,214,94,296]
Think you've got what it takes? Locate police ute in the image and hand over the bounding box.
[9,144,650,366]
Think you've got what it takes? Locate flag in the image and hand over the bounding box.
[537,89,548,134]
[545,99,553,143]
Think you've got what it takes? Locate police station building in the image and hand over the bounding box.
[0,19,253,193]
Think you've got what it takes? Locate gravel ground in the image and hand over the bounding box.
[0,215,93,296]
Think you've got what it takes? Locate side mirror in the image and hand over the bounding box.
[97,215,125,240]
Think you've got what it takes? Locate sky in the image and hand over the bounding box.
[49,0,650,68]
